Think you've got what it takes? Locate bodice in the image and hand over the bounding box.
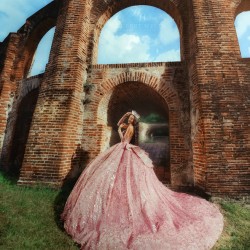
[121,136,133,144]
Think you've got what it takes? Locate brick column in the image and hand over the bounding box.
[191,0,250,197]
[0,34,22,169]
[18,0,92,186]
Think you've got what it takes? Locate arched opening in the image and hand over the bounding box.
[101,81,170,183]
[235,0,250,58]
[90,0,183,65]
[28,27,55,76]
[8,88,39,177]
[15,18,56,79]
[97,6,180,64]
[235,11,250,58]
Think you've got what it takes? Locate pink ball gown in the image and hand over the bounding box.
[62,137,223,250]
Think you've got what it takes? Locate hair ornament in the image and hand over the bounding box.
[132,110,140,120]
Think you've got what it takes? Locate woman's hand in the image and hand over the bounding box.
[117,111,132,126]
[118,124,126,140]
[119,123,127,129]
[125,112,132,116]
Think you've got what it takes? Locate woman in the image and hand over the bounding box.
[62,111,223,250]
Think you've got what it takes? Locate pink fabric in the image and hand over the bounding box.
[62,142,223,250]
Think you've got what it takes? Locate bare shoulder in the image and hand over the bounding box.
[124,124,134,137]
[127,125,134,137]
[127,124,134,132]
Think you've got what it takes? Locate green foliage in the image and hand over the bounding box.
[0,172,249,250]
[140,113,167,123]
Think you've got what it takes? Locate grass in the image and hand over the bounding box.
[213,201,250,250]
[0,171,249,250]
[0,172,78,250]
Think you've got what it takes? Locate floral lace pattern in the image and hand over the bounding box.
[62,142,224,250]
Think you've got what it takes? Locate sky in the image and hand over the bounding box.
[0,1,249,76]
[98,6,180,64]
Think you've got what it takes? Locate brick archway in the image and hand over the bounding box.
[98,81,171,183]
[234,0,250,59]
[10,0,60,81]
[235,0,250,16]
[89,0,184,64]
[16,22,56,80]
[96,72,179,125]
[0,0,248,197]
[81,70,193,187]
[0,1,59,167]
[0,75,43,171]
[7,88,39,176]
[0,10,57,172]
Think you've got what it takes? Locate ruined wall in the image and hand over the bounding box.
[0,0,60,172]
[18,0,91,186]
[189,0,250,197]
[0,0,249,197]
[0,75,43,172]
[82,62,192,187]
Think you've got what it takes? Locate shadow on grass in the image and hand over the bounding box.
[0,169,19,185]
[167,184,211,201]
[54,144,89,231]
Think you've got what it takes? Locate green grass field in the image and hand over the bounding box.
[0,172,249,250]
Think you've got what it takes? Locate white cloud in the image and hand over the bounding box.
[99,33,151,63]
[235,11,250,38]
[130,6,146,21]
[154,49,180,62]
[158,17,180,45]
[98,13,182,64]
[98,15,151,64]
[103,14,121,34]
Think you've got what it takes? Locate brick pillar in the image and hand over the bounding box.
[0,34,22,170]
[18,0,92,186]
[191,0,250,197]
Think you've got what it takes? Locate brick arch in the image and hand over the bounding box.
[89,0,183,64]
[2,18,56,170]
[96,72,180,122]
[0,1,60,178]
[19,74,43,100]
[14,1,60,80]
[7,88,40,176]
[235,0,250,17]
[85,71,190,186]
[233,0,250,58]
[16,21,56,80]
[0,75,44,172]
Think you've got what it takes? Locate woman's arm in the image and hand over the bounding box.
[117,112,132,126]
[118,123,128,140]
[118,126,123,141]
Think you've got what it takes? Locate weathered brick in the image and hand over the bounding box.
[0,0,249,198]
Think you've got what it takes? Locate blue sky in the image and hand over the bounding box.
[0,1,249,76]
[98,6,180,64]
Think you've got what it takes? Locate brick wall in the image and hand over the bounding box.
[189,0,250,197]
[83,62,192,187]
[0,0,59,171]
[0,0,249,197]
[0,75,43,171]
[0,34,21,164]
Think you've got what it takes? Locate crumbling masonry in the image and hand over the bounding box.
[0,0,249,197]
